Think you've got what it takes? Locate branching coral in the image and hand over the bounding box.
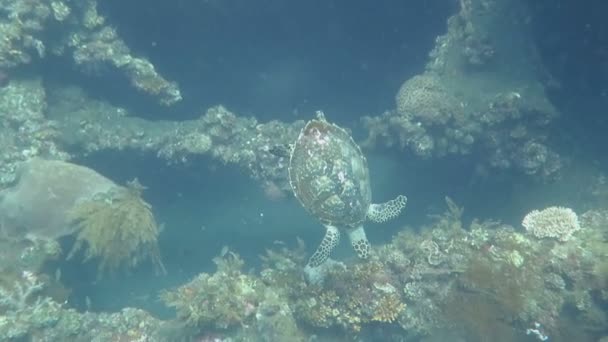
[371,294,406,323]
[522,206,580,242]
[362,0,561,178]
[294,290,341,329]
[0,271,44,312]
[67,179,165,276]
[0,270,64,340]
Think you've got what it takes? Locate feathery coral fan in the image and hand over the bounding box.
[67,179,165,276]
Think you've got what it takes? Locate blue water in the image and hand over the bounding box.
[2,0,608,341]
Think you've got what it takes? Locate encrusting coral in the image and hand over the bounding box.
[147,198,608,340]
[67,178,165,276]
[292,259,407,333]
[160,252,263,330]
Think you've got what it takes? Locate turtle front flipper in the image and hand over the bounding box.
[367,195,408,223]
[307,225,340,267]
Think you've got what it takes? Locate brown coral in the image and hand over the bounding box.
[372,294,406,323]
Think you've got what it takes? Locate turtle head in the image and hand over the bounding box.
[267,143,293,159]
[314,110,327,121]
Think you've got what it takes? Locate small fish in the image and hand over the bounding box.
[85,296,92,311]
[0,70,9,88]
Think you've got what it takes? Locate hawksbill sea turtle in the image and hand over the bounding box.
[288,111,407,273]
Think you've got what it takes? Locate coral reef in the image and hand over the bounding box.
[47,87,303,189]
[0,78,68,187]
[0,2,604,340]
[255,288,306,342]
[362,0,561,179]
[293,260,408,333]
[0,0,181,105]
[371,293,406,323]
[0,240,164,342]
[160,253,264,331]
[196,196,599,340]
[0,270,64,340]
[522,206,581,241]
[0,194,606,341]
[0,271,46,312]
[67,178,165,276]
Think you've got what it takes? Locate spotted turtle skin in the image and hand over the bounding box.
[288,113,371,229]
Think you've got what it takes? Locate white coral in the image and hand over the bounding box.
[0,271,44,311]
[522,206,580,241]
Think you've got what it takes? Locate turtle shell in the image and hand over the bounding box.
[288,116,371,227]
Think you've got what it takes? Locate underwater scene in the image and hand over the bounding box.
[0,0,607,341]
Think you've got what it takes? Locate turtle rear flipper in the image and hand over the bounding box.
[307,225,340,268]
[347,225,370,259]
[367,195,407,223]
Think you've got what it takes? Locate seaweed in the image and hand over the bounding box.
[442,254,533,342]
[443,291,521,342]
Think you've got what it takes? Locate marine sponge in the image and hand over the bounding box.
[0,158,116,240]
[67,179,165,276]
[522,206,580,242]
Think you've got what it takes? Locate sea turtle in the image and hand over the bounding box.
[289,111,407,270]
